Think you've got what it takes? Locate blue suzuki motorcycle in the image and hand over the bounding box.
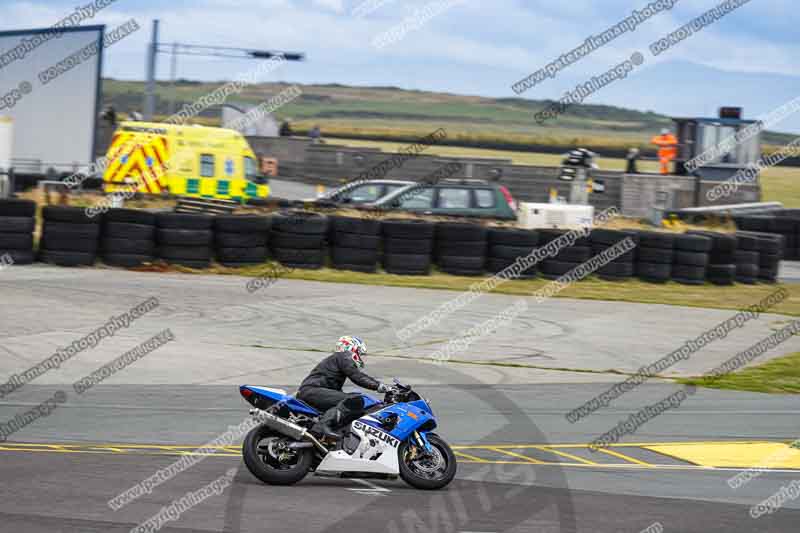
[239,380,457,490]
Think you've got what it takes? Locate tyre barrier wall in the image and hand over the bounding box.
[330,215,381,273]
[102,209,157,268]
[270,211,328,269]
[539,229,591,280]
[382,219,434,275]
[486,227,539,279]
[40,206,101,267]
[734,213,800,261]
[0,199,788,285]
[435,222,487,276]
[0,199,35,265]
[216,215,271,267]
[157,213,214,269]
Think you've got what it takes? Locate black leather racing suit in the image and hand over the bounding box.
[296,351,381,433]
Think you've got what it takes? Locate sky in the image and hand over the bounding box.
[2,0,800,133]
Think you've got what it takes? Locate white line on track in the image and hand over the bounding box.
[348,478,392,495]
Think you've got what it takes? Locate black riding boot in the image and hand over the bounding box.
[310,408,342,440]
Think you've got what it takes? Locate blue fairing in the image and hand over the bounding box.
[362,394,381,409]
[360,398,436,442]
[241,385,320,416]
[242,386,381,417]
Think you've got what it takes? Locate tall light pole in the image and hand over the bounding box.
[142,20,305,122]
[143,20,159,120]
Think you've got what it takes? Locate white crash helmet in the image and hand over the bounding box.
[335,335,367,368]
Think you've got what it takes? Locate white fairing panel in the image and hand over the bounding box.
[316,419,400,475]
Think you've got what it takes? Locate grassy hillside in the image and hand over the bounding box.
[101,79,797,155]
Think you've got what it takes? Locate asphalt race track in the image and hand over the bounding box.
[1,266,800,532]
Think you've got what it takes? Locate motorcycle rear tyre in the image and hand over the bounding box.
[243,425,314,486]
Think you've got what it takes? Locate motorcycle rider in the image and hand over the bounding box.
[297,336,390,439]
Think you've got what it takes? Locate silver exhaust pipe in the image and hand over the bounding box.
[251,409,328,454]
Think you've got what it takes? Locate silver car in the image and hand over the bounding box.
[318,179,415,205]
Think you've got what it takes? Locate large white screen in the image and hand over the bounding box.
[0,26,103,170]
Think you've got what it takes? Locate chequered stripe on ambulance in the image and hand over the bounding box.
[104,133,169,193]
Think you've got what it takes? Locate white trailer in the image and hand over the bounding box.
[0,25,105,182]
[0,116,11,172]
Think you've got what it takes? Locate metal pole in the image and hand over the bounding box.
[168,42,178,116]
[143,19,159,121]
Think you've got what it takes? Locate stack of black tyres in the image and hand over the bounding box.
[215,215,270,267]
[434,222,487,276]
[636,232,674,283]
[156,213,214,269]
[0,199,36,265]
[672,234,712,285]
[745,232,783,283]
[733,232,760,284]
[539,229,591,279]
[590,229,639,281]
[329,216,381,273]
[735,215,775,235]
[39,206,101,266]
[270,211,328,269]
[381,219,435,275]
[101,209,157,267]
[485,227,539,279]
[773,214,799,260]
[687,231,737,285]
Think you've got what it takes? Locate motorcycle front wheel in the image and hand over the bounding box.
[242,424,313,486]
[398,433,457,490]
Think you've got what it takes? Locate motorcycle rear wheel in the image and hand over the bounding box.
[398,433,457,490]
[243,424,313,486]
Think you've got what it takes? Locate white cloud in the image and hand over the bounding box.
[312,0,345,13]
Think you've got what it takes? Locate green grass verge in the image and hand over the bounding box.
[678,351,800,394]
[156,261,800,317]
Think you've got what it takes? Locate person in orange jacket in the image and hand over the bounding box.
[651,128,678,174]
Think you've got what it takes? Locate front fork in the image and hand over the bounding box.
[414,430,433,453]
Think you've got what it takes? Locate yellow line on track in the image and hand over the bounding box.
[453,451,490,463]
[534,446,598,466]
[489,448,545,464]
[2,441,800,471]
[595,447,653,466]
